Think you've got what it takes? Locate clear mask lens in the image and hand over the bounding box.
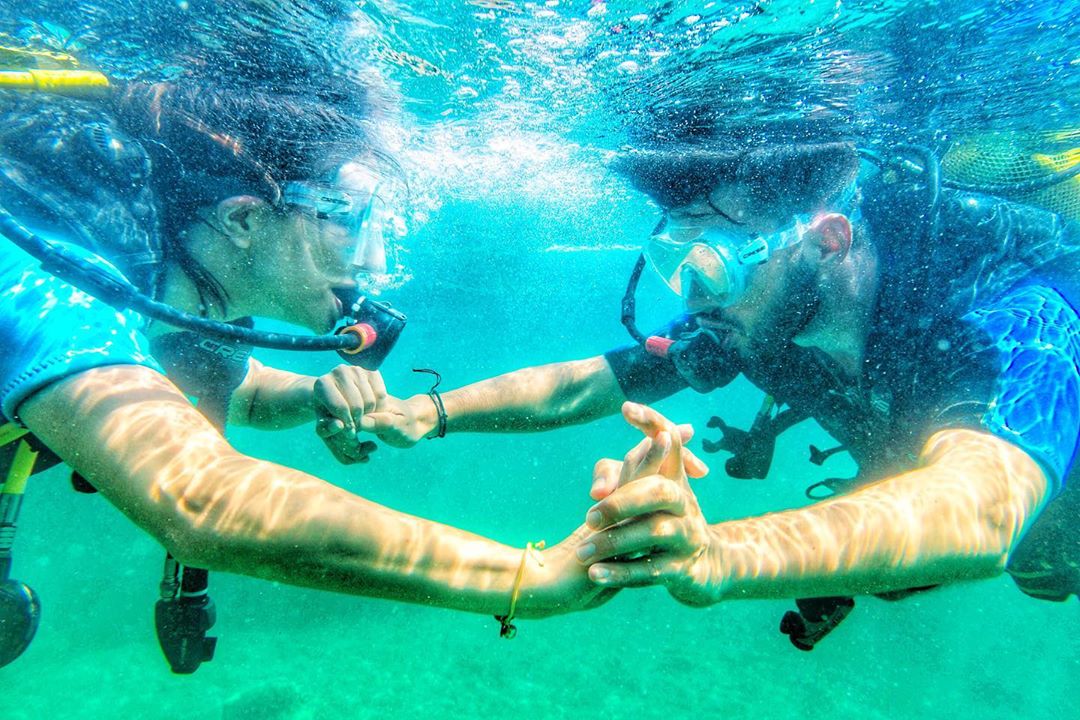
[644,215,809,307]
[283,181,390,276]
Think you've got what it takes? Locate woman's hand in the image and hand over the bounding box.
[312,365,386,464]
[361,394,438,448]
[576,402,726,607]
[510,523,620,620]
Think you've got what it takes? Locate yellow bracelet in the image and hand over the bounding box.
[495,540,545,639]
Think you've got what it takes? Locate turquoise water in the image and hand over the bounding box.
[3,1,1080,718]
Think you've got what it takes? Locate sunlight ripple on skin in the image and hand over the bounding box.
[34,366,539,604]
[712,429,1048,600]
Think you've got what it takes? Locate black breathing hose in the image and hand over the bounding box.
[0,204,362,352]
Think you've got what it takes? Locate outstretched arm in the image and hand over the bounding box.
[579,404,1050,604]
[22,364,608,617]
[366,355,628,446]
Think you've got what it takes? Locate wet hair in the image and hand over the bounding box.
[109,81,399,312]
[613,141,860,216]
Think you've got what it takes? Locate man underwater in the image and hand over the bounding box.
[368,139,1080,647]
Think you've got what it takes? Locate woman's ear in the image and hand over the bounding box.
[803,212,852,263]
[214,195,271,249]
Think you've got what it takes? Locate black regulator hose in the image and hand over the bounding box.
[0,204,362,353]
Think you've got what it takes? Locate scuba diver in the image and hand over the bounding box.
[0,46,617,673]
[366,137,1080,649]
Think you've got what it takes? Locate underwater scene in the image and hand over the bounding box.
[1,1,1079,718]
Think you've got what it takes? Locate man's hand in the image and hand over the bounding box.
[361,394,438,448]
[576,402,724,607]
[313,365,387,464]
[589,408,709,501]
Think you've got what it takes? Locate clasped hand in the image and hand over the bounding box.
[575,402,724,607]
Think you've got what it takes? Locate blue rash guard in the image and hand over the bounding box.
[0,237,161,424]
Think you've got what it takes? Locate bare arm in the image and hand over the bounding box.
[581,404,1051,604]
[368,355,628,445]
[21,364,604,616]
[710,429,1049,599]
[228,358,316,429]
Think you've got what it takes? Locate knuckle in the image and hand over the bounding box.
[649,479,680,507]
[653,518,677,540]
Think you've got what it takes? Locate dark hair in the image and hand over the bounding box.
[613,142,860,214]
[110,81,399,312]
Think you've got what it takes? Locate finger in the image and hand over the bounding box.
[590,458,622,501]
[673,423,709,477]
[352,371,378,416]
[367,370,388,402]
[315,415,347,439]
[325,437,379,465]
[323,438,361,465]
[657,423,684,480]
[354,440,378,463]
[683,448,710,479]
[576,514,684,564]
[631,430,671,485]
[586,475,688,529]
[333,368,375,429]
[589,559,669,588]
[622,401,679,439]
[358,410,395,434]
[314,380,355,433]
[618,436,653,489]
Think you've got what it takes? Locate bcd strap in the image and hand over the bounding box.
[701,395,806,479]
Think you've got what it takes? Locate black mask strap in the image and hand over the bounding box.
[621,254,649,346]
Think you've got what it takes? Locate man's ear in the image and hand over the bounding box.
[803,212,852,263]
[214,195,271,249]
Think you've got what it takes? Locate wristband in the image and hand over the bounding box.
[495,540,545,639]
[413,368,447,439]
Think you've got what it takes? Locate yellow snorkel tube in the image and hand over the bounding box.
[0,68,110,98]
[0,40,110,99]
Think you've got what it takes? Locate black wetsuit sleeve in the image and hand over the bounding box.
[603,318,694,404]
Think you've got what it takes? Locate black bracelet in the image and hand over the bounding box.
[413,368,447,439]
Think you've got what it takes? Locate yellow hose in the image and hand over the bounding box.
[0,68,110,98]
[0,423,28,447]
[2,440,37,496]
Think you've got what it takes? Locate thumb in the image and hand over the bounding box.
[316,416,347,439]
[360,411,398,433]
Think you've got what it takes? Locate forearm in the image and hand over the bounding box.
[228,359,316,429]
[23,366,525,614]
[712,430,1050,600]
[417,356,625,435]
[169,456,526,613]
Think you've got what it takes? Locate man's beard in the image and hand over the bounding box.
[746,261,821,359]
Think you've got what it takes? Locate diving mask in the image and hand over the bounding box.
[282,180,389,274]
[645,215,810,307]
